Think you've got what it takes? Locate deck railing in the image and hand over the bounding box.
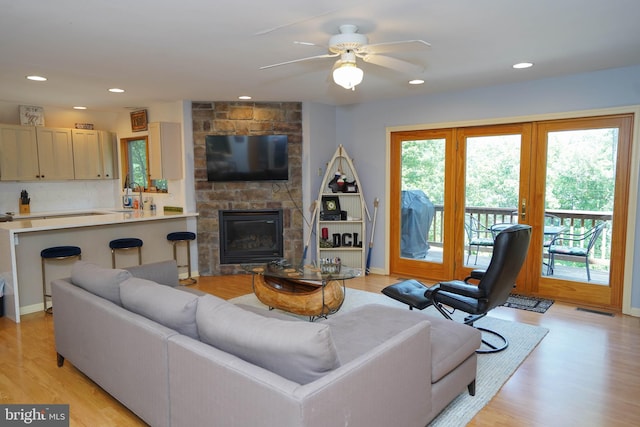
[427,206,612,264]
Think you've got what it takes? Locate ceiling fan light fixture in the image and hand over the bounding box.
[333,62,364,90]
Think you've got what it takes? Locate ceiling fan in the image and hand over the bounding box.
[260,24,430,90]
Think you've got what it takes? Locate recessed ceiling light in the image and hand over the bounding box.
[73,106,87,110]
[26,75,47,82]
[108,88,125,93]
[409,79,425,85]
[238,95,252,100]
[513,62,534,69]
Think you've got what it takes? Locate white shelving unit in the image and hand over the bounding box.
[316,145,369,271]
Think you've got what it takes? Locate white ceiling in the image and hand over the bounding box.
[1,0,640,111]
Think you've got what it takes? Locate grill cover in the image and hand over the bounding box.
[401,190,435,259]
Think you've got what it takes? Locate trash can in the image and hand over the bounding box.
[401,190,435,259]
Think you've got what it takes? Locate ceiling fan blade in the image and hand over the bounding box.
[359,39,431,55]
[361,54,425,75]
[259,53,339,70]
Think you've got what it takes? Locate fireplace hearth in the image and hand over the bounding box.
[219,210,284,264]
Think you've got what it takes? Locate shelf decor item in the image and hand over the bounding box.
[19,105,45,126]
[322,196,341,214]
[130,109,148,132]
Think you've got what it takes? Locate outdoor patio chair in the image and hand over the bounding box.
[465,214,494,264]
[546,222,606,281]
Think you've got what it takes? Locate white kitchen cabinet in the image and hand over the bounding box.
[0,124,38,180]
[148,121,182,180]
[99,131,117,179]
[0,124,74,181]
[35,127,75,180]
[72,129,117,180]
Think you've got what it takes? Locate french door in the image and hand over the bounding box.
[531,115,632,308]
[389,114,633,308]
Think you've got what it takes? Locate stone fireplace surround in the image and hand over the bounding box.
[192,101,303,275]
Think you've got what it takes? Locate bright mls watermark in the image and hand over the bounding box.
[1,405,69,426]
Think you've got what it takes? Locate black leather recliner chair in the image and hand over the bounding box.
[382,224,531,353]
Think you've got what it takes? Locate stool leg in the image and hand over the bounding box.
[186,240,192,280]
[184,240,196,284]
[137,246,142,265]
[172,241,178,263]
[41,257,51,313]
[112,249,117,268]
[173,240,196,285]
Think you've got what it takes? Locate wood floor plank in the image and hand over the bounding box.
[1,273,639,426]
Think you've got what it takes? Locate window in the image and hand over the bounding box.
[120,136,167,191]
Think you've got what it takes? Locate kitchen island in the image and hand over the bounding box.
[0,209,198,322]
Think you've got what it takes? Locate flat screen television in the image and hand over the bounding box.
[205,135,289,182]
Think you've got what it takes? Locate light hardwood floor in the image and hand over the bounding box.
[1,273,639,426]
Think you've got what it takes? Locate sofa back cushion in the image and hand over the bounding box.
[120,277,199,339]
[71,261,132,306]
[196,294,340,385]
[125,260,180,287]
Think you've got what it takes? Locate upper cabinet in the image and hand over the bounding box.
[0,124,117,181]
[72,129,117,180]
[36,127,75,180]
[148,122,182,180]
[0,124,74,181]
[0,124,38,180]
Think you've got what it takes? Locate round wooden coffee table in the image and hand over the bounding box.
[245,260,360,321]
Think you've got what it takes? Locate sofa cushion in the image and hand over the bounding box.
[71,261,131,305]
[323,304,431,364]
[119,277,199,339]
[427,316,481,383]
[197,294,340,384]
[125,260,180,287]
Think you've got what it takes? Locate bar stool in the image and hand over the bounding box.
[109,238,143,268]
[167,231,197,284]
[41,245,82,313]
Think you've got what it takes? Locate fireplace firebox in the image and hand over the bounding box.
[219,210,284,264]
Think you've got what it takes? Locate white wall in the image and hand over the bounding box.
[302,102,339,261]
[327,64,640,312]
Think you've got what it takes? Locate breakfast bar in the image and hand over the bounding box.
[0,209,198,322]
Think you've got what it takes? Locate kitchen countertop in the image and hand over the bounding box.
[0,209,198,233]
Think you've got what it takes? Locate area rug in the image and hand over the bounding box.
[230,288,549,427]
[503,294,554,313]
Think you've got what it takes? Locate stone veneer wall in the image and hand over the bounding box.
[192,102,303,275]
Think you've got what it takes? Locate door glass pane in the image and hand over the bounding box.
[400,139,445,263]
[543,129,614,284]
[465,135,521,267]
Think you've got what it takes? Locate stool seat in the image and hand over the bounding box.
[109,238,143,249]
[109,238,143,268]
[167,231,196,242]
[41,245,82,313]
[41,246,82,259]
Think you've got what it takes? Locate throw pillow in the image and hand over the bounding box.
[71,261,131,305]
[196,294,340,384]
[120,277,199,339]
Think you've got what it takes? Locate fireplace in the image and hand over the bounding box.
[219,210,284,264]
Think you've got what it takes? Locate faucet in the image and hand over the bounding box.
[132,182,144,210]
